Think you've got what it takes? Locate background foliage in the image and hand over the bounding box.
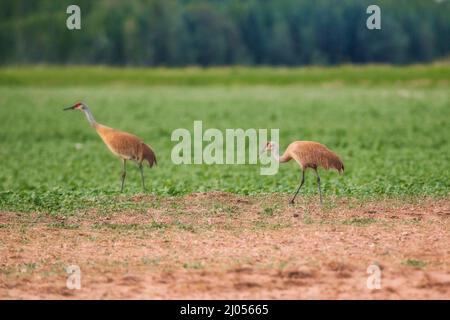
[1,0,449,66]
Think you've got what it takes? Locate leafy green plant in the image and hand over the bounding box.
[403,259,427,268]
[0,66,448,214]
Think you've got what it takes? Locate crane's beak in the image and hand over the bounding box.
[63,105,75,111]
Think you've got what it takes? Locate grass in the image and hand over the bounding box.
[212,203,235,216]
[0,64,448,87]
[47,222,80,230]
[91,221,168,231]
[260,206,276,216]
[0,65,449,213]
[183,262,203,270]
[342,217,377,226]
[403,259,427,269]
[174,221,196,232]
[141,257,161,266]
[252,221,291,230]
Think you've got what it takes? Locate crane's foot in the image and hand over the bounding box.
[289,199,295,205]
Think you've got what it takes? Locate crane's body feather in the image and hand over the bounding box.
[95,124,157,167]
[282,141,344,173]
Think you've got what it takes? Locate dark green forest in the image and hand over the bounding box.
[0,0,449,66]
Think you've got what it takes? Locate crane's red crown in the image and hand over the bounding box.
[265,141,275,150]
[72,102,85,110]
[261,141,275,153]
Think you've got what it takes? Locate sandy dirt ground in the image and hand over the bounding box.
[0,193,449,299]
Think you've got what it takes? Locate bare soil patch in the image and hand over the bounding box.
[1,194,449,299]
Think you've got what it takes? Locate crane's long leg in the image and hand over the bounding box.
[314,169,323,205]
[290,170,305,204]
[139,163,146,191]
[120,159,127,193]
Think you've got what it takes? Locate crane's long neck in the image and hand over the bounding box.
[82,106,97,128]
[272,145,290,163]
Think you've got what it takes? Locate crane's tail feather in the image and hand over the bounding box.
[328,154,344,173]
[318,149,344,173]
[142,143,157,168]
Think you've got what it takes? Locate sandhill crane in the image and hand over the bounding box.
[261,141,344,204]
[64,102,156,192]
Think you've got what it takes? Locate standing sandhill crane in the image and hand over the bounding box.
[261,141,344,204]
[64,102,156,192]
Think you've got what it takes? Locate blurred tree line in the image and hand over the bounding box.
[0,0,448,66]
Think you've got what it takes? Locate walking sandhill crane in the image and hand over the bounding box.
[64,102,156,192]
[261,141,344,204]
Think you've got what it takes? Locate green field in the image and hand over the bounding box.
[0,65,449,213]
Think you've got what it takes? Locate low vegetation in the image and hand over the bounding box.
[0,66,449,213]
